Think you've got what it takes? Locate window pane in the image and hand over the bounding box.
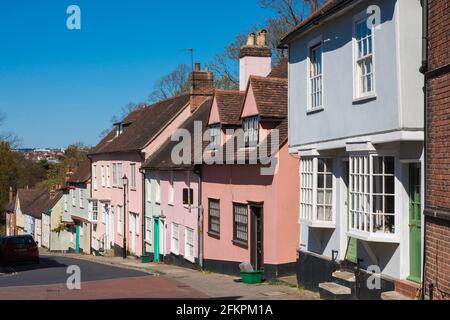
[385,196,395,214]
[385,176,395,194]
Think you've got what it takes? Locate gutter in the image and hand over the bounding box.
[194,165,204,270]
[420,0,428,300]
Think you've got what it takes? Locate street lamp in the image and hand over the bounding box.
[122,174,128,259]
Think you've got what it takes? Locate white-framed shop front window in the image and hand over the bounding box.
[185,227,195,263]
[171,223,179,255]
[348,155,397,241]
[300,157,335,227]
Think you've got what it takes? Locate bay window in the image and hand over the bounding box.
[300,158,334,226]
[349,156,396,236]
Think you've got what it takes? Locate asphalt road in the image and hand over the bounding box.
[0,255,147,288]
[0,255,207,300]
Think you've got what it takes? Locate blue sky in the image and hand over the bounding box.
[0,0,274,148]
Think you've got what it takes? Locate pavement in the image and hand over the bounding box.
[39,249,319,300]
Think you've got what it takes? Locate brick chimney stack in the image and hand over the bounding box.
[190,63,214,112]
[239,29,272,91]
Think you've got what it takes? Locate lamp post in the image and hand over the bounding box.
[122,174,128,259]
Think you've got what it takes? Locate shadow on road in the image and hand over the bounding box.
[1,257,67,273]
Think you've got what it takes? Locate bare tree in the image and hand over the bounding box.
[0,112,21,148]
[148,64,191,103]
[258,0,325,25]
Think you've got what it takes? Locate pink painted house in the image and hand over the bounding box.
[201,32,300,279]
[87,65,214,258]
[141,95,213,267]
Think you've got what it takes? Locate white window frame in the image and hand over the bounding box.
[106,165,111,188]
[145,217,152,244]
[71,189,76,207]
[130,163,136,190]
[155,177,161,204]
[184,227,195,263]
[168,171,174,205]
[64,194,68,212]
[348,154,397,242]
[101,166,105,188]
[117,163,123,188]
[79,188,84,208]
[89,200,98,222]
[352,11,376,100]
[112,164,117,187]
[171,223,179,255]
[93,165,98,190]
[117,206,123,235]
[299,157,336,228]
[243,116,259,147]
[307,35,324,111]
[209,124,221,150]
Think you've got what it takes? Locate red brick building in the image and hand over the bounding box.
[423,0,450,300]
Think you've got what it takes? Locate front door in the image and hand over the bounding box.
[104,205,110,250]
[408,163,422,283]
[250,205,263,271]
[154,218,160,262]
[130,214,137,254]
[75,224,80,253]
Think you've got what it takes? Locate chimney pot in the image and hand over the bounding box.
[195,63,201,72]
[9,186,13,204]
[257,29,267,47]
[247,33,256,46]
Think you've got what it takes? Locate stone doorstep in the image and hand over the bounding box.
[319,282,352,296]
[332,271,356,283]
[381,291,414,300]
[395,280,421,299]
[277,275,298,287]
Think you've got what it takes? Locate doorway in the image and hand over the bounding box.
[129,213,137,255]
[153,218,160,262]
[250,205,263,271]
[408,163,422,283]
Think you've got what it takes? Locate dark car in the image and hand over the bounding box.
[0,235,40,266]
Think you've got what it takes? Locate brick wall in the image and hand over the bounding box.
[424,0,450,301]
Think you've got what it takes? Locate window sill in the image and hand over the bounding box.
[300,219,335,229]
[306,107,324,115]
[347,230,399,244]
[168,202,174,207]
[231,239,248,249]
[207,231,220,240]
[352,94,377,104]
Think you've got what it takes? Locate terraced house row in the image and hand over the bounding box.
[4,0,448,300]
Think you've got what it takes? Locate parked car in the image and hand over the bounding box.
[0,235,40,265]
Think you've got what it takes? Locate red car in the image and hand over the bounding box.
[0,235,40,265]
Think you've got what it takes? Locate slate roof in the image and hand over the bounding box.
[244,76,288,120]
[279,0,352,46]
[212,90,245,126]
[90,94,190,155]
[142,98,213,170]
[67,159,91,184]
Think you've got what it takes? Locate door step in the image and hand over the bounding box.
[319,282,352,300]
[394,279,421,299]
[332,271,356,284]
[381,291,414,300]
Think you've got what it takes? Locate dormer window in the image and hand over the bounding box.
[209,124,221,150]
[116,123,123,137]
[243,116,259,147]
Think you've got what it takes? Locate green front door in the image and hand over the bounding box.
[408,164,422,283]
[75,224,80,253]
[153,219,160,262]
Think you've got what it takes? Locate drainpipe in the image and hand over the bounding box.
[419,0,428,300]
[141,167,146,258]
[194,165,204,270]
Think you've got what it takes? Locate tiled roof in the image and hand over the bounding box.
[142,98,213,170]
[67,159,91,184]
[213,90,245,126]
[16,188,62,219]
[246,76,288,119]
[90,94,190,155]
[268,57,288,79]
[279,0,353,46]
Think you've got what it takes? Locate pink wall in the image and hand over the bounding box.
[202,143,299,266]
[157,170,200,262]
